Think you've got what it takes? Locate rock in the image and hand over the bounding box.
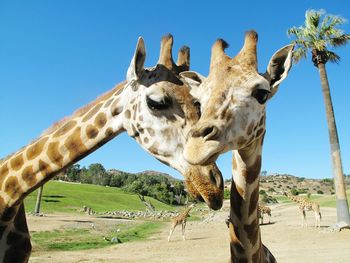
[110,237,122,243]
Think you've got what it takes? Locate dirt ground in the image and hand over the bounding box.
[28,201,350,263]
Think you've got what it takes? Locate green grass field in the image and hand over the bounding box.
[24,181,174,213]
[32,221,164,251]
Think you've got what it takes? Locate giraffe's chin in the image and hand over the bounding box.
[184,164,224,210]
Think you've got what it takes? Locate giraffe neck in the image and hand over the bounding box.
[228,136,267,263]
[0,203,31,262]
[0,82,127,213]
[183,206,193,218]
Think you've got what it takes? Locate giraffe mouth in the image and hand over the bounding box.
[184,137,223,165]
[184,164,224,210]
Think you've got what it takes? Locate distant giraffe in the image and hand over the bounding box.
[284,192,321,227]
[168,203,195,241]
[258,205,271,224]
[225,205,271,227]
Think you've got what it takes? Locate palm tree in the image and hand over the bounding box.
[288,9,350,225]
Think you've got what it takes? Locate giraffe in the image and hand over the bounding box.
[283,192,321,227]
[258,205,271,225]
[167,203,195,241]
[0,35,224,263]
[182,31,294,262]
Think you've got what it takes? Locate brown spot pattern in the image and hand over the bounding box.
[143,137,149,144]
[0,225,6,240]
[104,98,113,108]
[237,136,246,146]
[53,121,77,138]
[10,154,24,171]
[111,99,122,116]
[124,110,131,119]
[94,112,107,128]
[38,159,52,175]
[247,122,254,136]
[21,166,36,188]
[86,124,99,139]
[148,143,160,155]
[256,128,264,138]
[146,128,155,136]
[4,230,31,263]
[246,156,261,184]
[47,142,63,167]
[243,219,259,247]
[1,206,17,222]
[0,197,5,215]
[249,188,259,216]
[64,127,87,160]
[26,137,49,160]
[14,204,29,233]
[4,177,22,200]
[252,248,262,262]
[82,103,103,122]
[231,180,243,220]
[0,162,9,188]
[105,128,114,137]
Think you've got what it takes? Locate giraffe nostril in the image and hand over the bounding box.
[198,125,218,140]
[203,127,214,137]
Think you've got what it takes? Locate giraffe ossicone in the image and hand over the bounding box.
[0,34,224,262]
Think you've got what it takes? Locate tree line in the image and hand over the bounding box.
[55,163,189,205]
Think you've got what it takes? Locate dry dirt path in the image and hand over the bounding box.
[28,201,350,263]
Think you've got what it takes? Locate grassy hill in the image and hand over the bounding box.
[24,181,174,214]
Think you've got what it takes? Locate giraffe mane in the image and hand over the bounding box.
[42,82,126,136]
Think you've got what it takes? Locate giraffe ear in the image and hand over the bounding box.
[127,37,146,81]
[180,71,206,101]
[264,44,294,98]
[180,71,205,88]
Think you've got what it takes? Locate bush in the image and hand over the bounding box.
[224,189,230,199]
[317,190,324,194]
[291,188,299,196]
[259,189,266,195]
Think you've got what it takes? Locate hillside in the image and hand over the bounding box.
[225,174,350,196]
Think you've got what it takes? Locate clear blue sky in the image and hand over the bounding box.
[0,1,349,180]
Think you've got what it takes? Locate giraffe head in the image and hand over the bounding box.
[121,35,223,209]
[182,31,294,165]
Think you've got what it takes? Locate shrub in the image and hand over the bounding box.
[224,189,230,199]
[317,190,324,194]
[259,189,266,195]
[291,188,299,196]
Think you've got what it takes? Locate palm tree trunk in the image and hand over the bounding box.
[34,185,44,215]
[318,62,350,225]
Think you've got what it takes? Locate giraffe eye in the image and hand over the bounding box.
[146,96,173,110]
[252,89,270,104]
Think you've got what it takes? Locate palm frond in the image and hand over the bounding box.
[287,9,348,64]
[292,47,308,63]
[329,34,350,47]
[305,9,325,29]
[326,51,341,64]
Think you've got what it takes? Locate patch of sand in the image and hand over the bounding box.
[28,201,350,262]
